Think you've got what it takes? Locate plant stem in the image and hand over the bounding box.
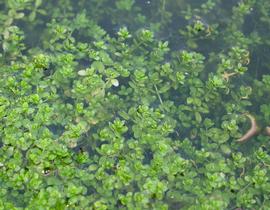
[237,113,259,143]
[154,84,163,105]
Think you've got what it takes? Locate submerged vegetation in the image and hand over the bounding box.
[1,0,270,209]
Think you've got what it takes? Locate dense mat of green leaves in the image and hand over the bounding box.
[1,0,270,209]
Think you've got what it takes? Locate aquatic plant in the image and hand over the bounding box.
[0,0,270,209]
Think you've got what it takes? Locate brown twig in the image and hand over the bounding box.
[237,114,259,143]
[222,72,238,82]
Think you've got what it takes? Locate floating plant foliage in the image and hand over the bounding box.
[0,0,270,209]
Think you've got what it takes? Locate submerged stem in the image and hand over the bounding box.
[237,113,259,143]
[154,84,163,105]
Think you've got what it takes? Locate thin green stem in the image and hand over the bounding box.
[154,84,163,105]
